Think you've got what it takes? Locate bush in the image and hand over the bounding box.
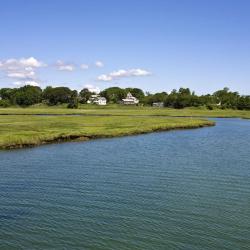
[0,99,11,107]
[67,99,78,109]
[206,104,214,110]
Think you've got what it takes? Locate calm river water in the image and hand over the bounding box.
[0,118,249,250]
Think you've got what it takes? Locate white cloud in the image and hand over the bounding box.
[0,57,46,69]
[19,57,46,67]
[56,60,75,71]
[13,80,40,87]
[84,84,100,93]
[98,74,113,81]
[97,68,151,81]
[80,64,89,70]
[95,61,104,68]
[7,70,35,79]
[0,57,45,84]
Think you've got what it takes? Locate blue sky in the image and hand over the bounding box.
[0,0,250,94]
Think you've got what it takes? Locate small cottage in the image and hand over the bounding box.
[152,102,164,108]
[87,95,107,105]
[93,97,107,105]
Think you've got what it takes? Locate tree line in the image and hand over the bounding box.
[0,85,250,110]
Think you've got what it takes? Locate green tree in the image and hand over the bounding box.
[237,96,250,110]
[15,85,42,106]
[0,99,11,107]
[100,87,126,103]
[0,88,18,104]
[125,88,145,101]
[143,92,167,105]
[79,88,92,104]
[213,87,240,109]
[43,86,74,105]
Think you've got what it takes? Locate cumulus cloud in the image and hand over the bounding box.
[7,70,35,79]
[0,57,45,85]
[97,68,151,81]
[0,57,46,70]
[56,60,75,71]
[80,64,89,70]
[13,80,40,87]
[84,84,100,93]
[95,61,104,68]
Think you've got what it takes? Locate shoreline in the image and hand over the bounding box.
[0,113,249,119]
[0,121,215,150]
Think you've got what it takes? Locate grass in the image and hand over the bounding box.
[2,105,249,149]
[0,115,214,149]
[0,105,250,118]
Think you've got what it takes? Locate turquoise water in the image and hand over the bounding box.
[0,118,249,250]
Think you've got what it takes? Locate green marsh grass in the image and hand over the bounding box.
[0,115,214,149]
[0,106,250,118]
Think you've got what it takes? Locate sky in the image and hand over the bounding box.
[0,0,250,94]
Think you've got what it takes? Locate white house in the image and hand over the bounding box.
[93,97,107,105]
[122,92,139,105]
[87,95,107,105]
[152,102,164,107]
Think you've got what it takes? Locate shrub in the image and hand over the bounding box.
[0,99,11,107]
[206,104,214,110]
[67,99,78,109]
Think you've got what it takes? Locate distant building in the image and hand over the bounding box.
[122,92,139,105]
[152,102,164,108]
[87,95,107,105]
[93,97,107,105]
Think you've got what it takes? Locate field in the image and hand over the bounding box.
[1,105,250,149]
[0,113,214,149]
[0,105,250,118]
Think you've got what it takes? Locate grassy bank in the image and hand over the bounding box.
[0,106,250,118]
[0,115,214,149]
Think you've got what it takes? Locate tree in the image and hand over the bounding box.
[79,88,92,104]
[0,88,18,104]
[15,85,42,106]
[125,88,145,101]
[237,96,250,110]
[213,87,240,109]
[67,98,79,109]
[0,99,11,107]
[143,92,168,105]
[43,86,74,105]
[100,87,126,103]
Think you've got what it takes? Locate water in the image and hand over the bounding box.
[0,118,249,250]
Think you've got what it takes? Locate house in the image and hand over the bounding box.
[93,97,107,105]
[152,102,164,108]
[87,95,107,105]
[122,92,139,105]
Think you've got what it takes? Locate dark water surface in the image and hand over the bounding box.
[0,118,249,250]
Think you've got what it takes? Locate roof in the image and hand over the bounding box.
[122,92,138,101]
[97,97,106,101]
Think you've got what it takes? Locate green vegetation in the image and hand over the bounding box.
[1,85,250,110]
[100,87,145,103]
[1,85,250,149]
[0,106,250,118]
[0,115,214,149]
